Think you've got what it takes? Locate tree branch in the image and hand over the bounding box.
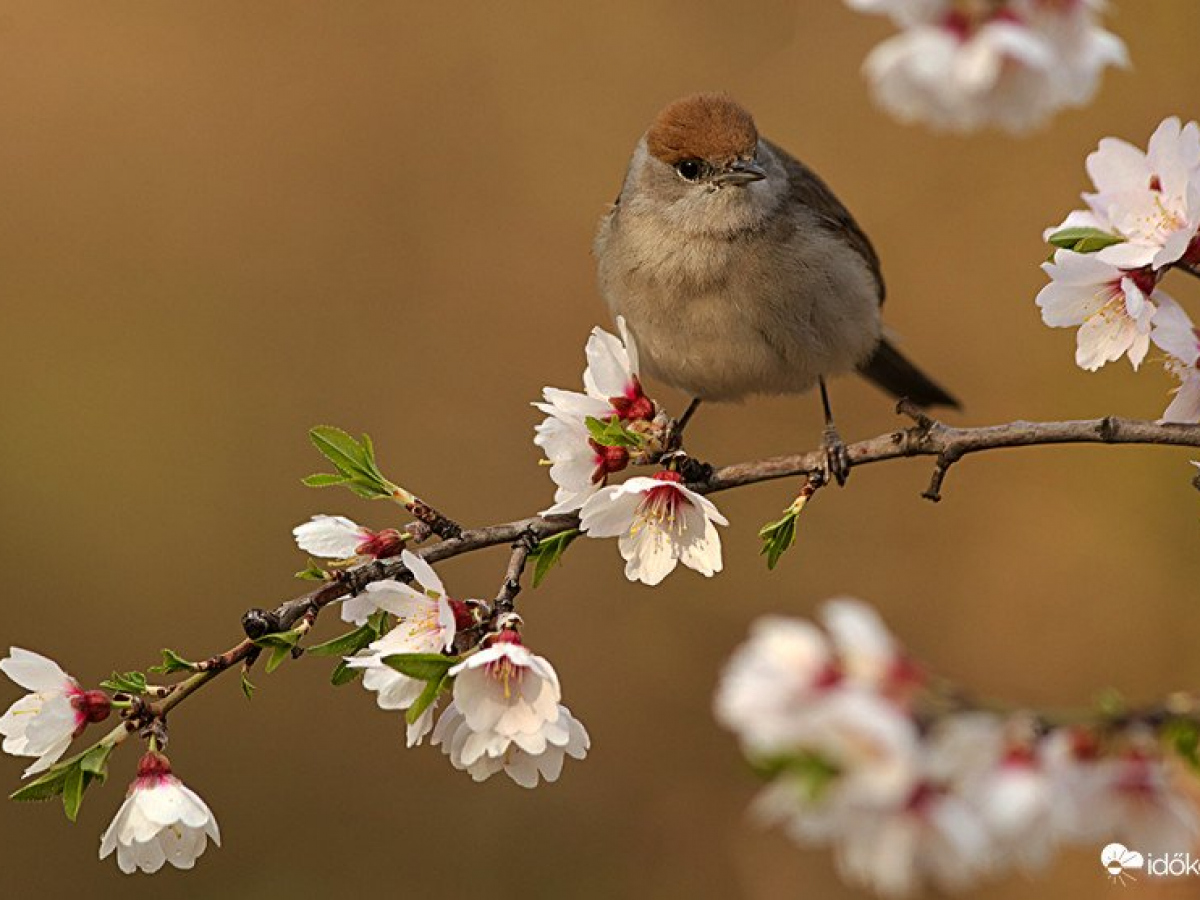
[122,408,1200,726]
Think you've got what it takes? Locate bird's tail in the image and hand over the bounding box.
[859,338,960,409]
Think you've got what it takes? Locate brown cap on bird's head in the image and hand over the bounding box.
[645,93,759,166]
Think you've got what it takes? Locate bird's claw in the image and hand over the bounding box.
[821,425,851,487]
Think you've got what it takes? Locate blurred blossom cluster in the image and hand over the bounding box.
[846,0,1127,133]
[715,601,1200,897]
[1036,117,1200,422]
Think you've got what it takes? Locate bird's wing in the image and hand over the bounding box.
[762,138,886,306]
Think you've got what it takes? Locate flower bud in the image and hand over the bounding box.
[355,528,407,559]
[71,689,112,727]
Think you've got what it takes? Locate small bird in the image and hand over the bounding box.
[595,93,958,483]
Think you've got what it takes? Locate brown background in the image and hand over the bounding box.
[0,2,1197,898]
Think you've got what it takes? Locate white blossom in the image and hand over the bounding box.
[1151,295,1200,423]
[533,317,657,516]
[534,388,628,515]
[1,648,108,776]
[1036,249,1159,370]
[292,514,371,559]
[344,550,460,745]
[99,752,220,874]
[432,635,589,788]
[844,0,947,28]
[578,471,727,586]
[1082,117,1200,270]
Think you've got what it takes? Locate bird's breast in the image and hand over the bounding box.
[596,208,882,401]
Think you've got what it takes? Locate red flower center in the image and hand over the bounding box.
[589,439,630,484]
[608,376,655,422]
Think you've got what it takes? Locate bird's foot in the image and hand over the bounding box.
[821,425,851,487]
[660,450,714,484]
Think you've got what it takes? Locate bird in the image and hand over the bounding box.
[594,93,958,484]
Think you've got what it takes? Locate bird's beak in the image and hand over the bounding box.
[714,160,767,187]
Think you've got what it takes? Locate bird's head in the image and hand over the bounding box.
[628,93,779,232]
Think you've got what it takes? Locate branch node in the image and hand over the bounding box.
[408,499,463,540]
[241,608,281,640]
[922,450,962,503]
[1098,416,1119,442]
[896,398,937,433]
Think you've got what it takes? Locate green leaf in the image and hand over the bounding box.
[380,652,457,682]
[62,765,84,822]
[1165,719,1200,772]
[330,660,361,686]
[528,529,580,588]
[80,744,112,778]
[406,674,450,725]
[584,415,643,449]
[264,646,289,674]
[241,671,256,700]
[306,623,377,657]
[759,509,799,570]
[294,558,329,582]
[307,426,393,501]
[301,473,351,488]
[100,670,147,695]
[752,751,841,803]
[1047,226,1124,254]
[254,628,304,674]
[10,765,73,803]
[148,648,196,675]
[11,742,112,814]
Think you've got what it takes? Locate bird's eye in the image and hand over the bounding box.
[675,159,704,182]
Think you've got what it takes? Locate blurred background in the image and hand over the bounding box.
[0,2,1197,898]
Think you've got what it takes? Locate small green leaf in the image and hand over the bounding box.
[330,660,361,686]
[1165,719,1200,772]
[307,426,393,501]
[529,529,580,588]
[100,671,147,695]
[253,630,302,650]
[301,473,351,488]
[1047,226,1124,253]
[241,671,256,700]
[264,646,289,674]
[753,751,841,804]
[381,652,457,682]
[306,623,377,657]
[79,744,112,779]
[10,763,74,803]
[62,765,85,822]
[254,628,304,674]
[407,674,450,725]
[584,415,643,449]
[149,648,196,675]
[294,558,330,582]
[759,510,799,570]
[1095,687,1126,718]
